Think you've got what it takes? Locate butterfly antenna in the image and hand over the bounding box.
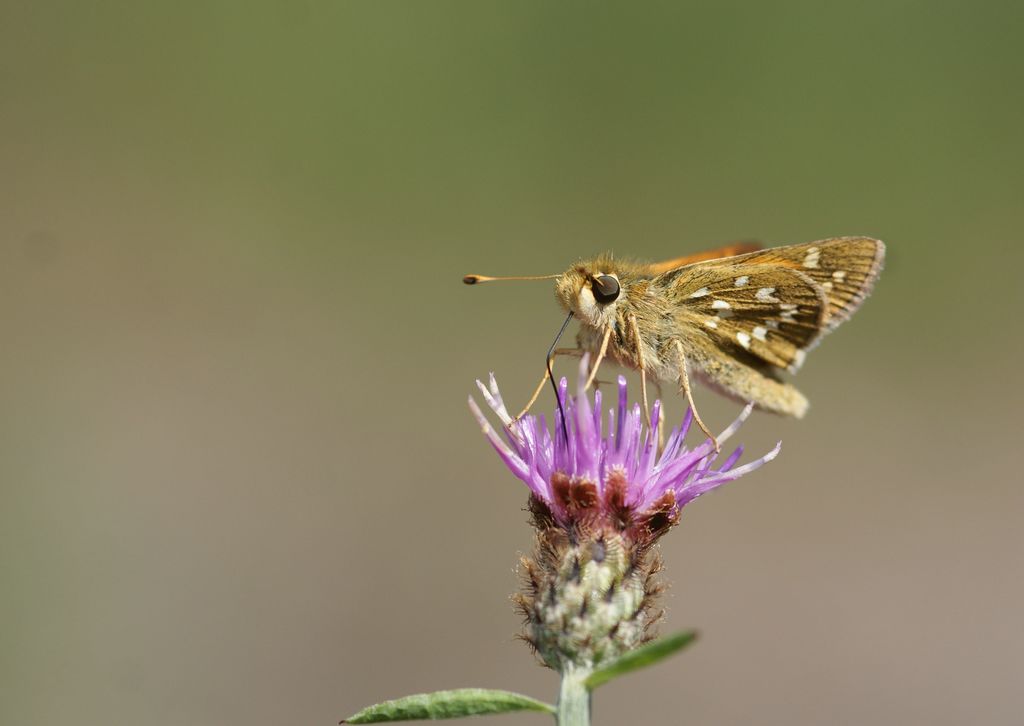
[463,273,560,284]
[547,312,573,445]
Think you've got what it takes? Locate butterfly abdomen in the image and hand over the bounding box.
[689,350,810,418]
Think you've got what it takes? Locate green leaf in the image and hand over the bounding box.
[342,688,556,723]
[584,630,699,690]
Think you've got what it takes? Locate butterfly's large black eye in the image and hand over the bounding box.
[591,275,620,304]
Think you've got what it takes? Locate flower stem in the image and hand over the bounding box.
[556,665,591,726]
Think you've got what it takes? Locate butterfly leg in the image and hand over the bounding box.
[642,365,667,453]
[514,348,584,421]
[583,326,613,390]
[626,314,652,427]
[673,340,720,453]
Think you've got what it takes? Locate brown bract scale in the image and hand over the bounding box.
[543,471,679,548]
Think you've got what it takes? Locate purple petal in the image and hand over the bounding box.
[616,376,628,445]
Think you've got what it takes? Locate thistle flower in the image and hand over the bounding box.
[469,356,780,674]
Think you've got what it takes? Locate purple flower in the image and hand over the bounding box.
[470,355,781,670]
[470,356,780,541]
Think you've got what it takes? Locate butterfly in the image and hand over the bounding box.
[465,237,885,449]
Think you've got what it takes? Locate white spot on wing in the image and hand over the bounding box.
[756,287,779,302]
[712,299,731,310]
[734,275,749,287]
[736,331,751,349]
[704,318,718,329]
[821,281,833,292]
[690,287,710,298]
[753,326,768,341]
[791,349,807,371]
[803,247,821,269]
[766,320,780,330]
[832,270,846,281]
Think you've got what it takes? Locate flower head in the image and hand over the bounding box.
[470,356,779,544]
[469,356,780,672]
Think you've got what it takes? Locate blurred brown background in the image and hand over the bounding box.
[2,3,1022,725]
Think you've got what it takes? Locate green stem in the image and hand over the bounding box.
[556,665,592,726]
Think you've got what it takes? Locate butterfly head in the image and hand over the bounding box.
[555,263,622,329]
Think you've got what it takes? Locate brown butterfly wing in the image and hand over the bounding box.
[662,263,829,372]
[715,237,885,331]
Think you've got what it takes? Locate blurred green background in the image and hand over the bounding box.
[2,3,1022,725]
